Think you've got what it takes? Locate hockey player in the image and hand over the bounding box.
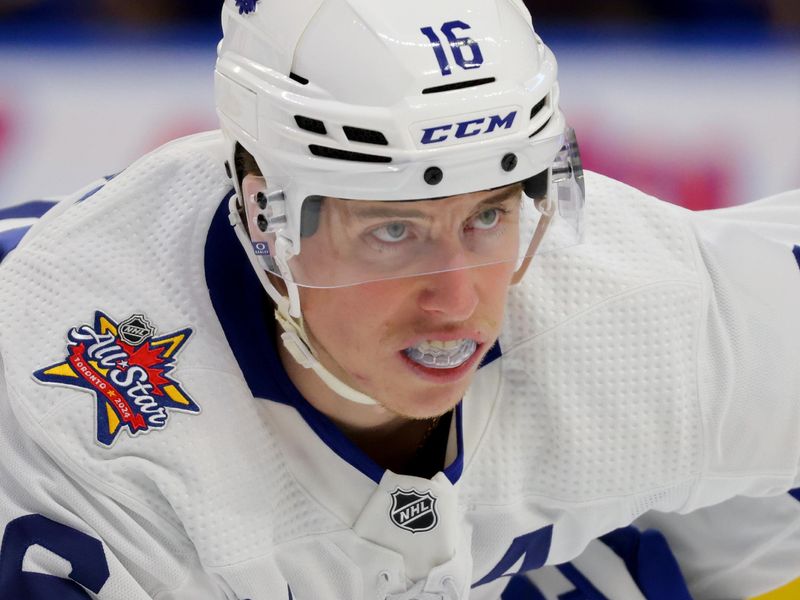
[1,0,799,598]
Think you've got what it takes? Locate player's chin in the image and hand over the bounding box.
[387,369,477,420]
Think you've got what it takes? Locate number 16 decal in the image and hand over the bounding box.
[420,21,484,76]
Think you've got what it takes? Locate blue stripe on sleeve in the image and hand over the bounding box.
[0,226,31,263]
[76,184,105,204]
[0,201,56,221]
[793,245,799,270]
[790,488,800,503]
[599,526,692,600]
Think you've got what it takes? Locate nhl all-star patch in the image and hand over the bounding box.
[389,488,438,533]
[34,311,199,447]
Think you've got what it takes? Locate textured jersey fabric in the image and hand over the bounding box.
[0,131,798,599]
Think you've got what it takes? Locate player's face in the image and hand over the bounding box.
[297,186,520,419]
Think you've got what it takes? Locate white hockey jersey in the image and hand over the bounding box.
[1,131,799,599]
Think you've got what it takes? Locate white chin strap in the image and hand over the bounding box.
[229,194,379,406]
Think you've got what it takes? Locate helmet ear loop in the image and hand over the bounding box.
[232,179,378,406]
[273,238,303,319]
[511,197,553,285]
[234,176,297,317]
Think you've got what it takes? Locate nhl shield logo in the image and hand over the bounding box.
[118,314,156,346]
[389,488,438,533]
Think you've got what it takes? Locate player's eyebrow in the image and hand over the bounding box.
[348,185,521,221]
[475,185,522,207]
[350,205,430,221]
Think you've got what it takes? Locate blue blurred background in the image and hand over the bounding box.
[0,1,798,209]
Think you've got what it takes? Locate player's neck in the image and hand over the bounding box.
[277,330,447,475]
[339,416,447,476]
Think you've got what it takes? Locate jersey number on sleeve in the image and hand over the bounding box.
[0,514,110,600]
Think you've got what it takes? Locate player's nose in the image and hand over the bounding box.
[416,266,479,321]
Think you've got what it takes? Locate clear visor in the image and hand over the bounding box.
[245,128,585,289]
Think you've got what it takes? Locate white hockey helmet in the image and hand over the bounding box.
[216,0,584,290]
[215,0,583,404]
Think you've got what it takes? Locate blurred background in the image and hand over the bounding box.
[0,1,798,209]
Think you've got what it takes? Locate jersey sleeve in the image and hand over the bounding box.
[635,491,800,599]
[685,189,800,509]
[0,355,228,600]
[0,186,230,600]
[509,490,800,600]
[504,528,692,600]
[0,176,114,265]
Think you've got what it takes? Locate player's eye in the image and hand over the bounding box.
[370,221,410,243]
[469,207,502,230]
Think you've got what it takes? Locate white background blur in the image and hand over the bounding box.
[0,20,798,210]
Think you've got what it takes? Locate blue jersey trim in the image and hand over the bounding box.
[0,226,31,264]
[0,200,56,221]
[793,245,800,271]
[556,563,609,600]
[75,175,117,204]
[75,184,105,204]
[481,340,502,367]
[789,488,800,503]
[473,526,553,588]
[0,514,110,598]
[599,526,692,600]
[204,193,469,485]
[500,576,547,600]
[499,564,612,600]
[443,402,465,484]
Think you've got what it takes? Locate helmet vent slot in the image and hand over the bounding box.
[422,77,495,95]
[529,117,552,138]
[343,126,389,146]
[295,115,327,135]
[530,98,546,120]
[309,145,392,163]
[289,72,309,85]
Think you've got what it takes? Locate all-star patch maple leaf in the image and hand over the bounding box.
[34,311,199,447]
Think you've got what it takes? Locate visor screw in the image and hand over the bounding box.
[501,153,518,172]
[256,192,268,209]
[424,166,443,186]
[257,214,268,232]
[224,161,232,179]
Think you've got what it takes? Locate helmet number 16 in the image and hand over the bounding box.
[420,21,484,77]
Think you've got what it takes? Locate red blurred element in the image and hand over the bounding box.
[575,123,736,210]
[0,106,11,167]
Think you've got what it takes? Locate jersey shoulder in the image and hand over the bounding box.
[482,173,800,514]
[0,131,301,564]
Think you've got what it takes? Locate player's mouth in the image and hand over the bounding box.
[400,337,484,383]
[404,339,478,369]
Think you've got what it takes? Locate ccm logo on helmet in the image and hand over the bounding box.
[420,111,518,145]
